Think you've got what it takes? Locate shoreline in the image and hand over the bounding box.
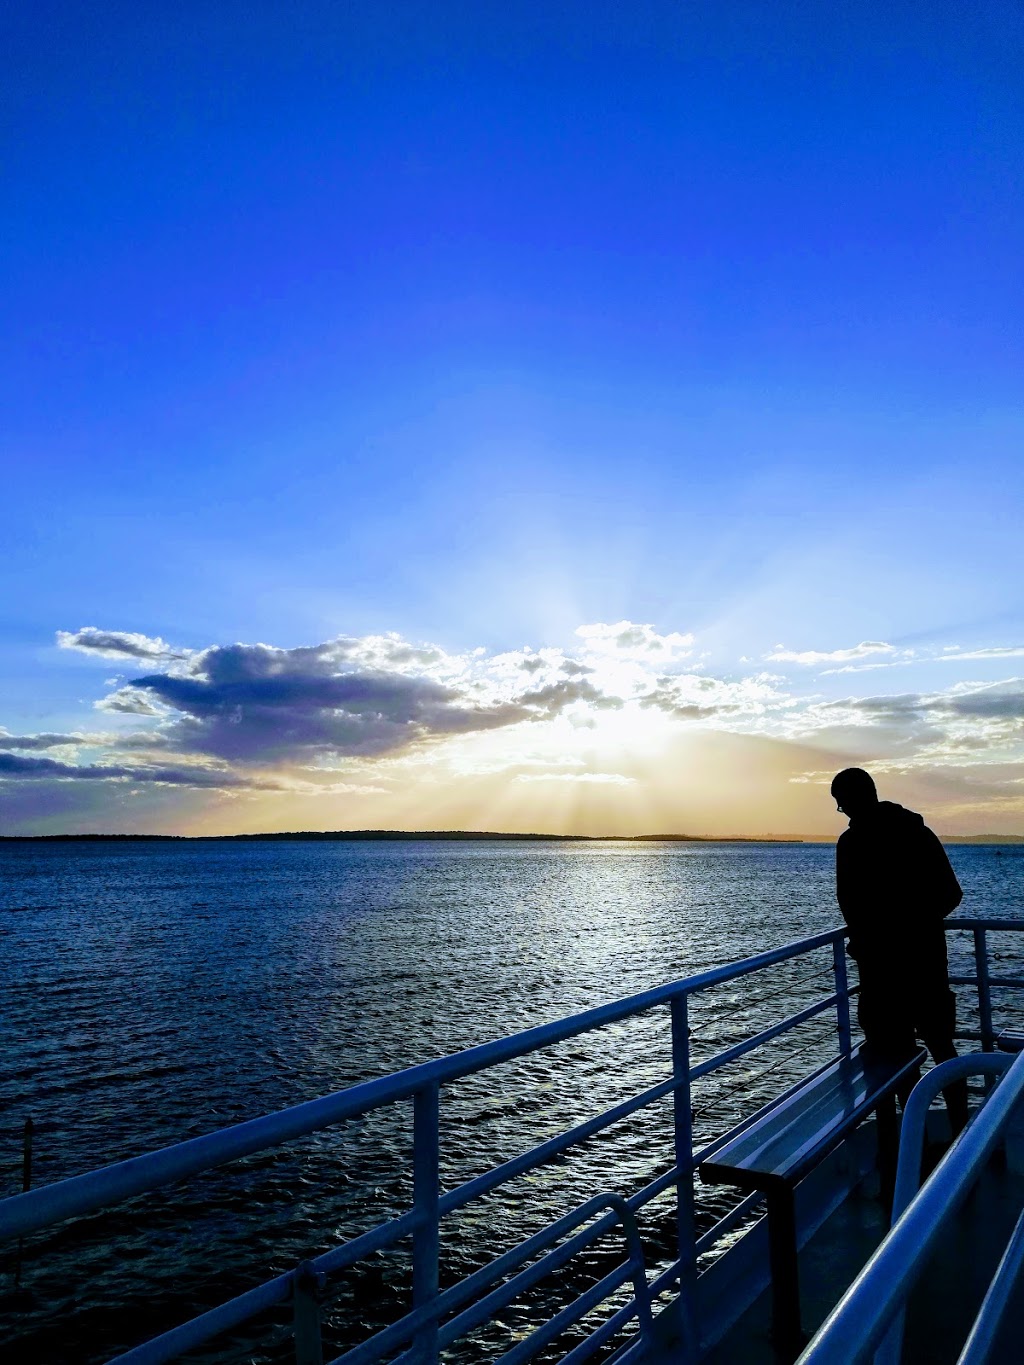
[0,830,802,844]
[2,831,1022,844]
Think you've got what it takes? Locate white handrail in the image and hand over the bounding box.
[798,1049,1024,1365]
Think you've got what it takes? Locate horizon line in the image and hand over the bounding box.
[2,829,1023,845]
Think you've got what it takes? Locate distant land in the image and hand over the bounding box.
[0,830,801,843]
[1,830,1022,844]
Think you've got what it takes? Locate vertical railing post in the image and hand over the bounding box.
[975,928,995,1052]
[13,1116,33,1296]
[292,1262,324,1365]
[833,937,852,1056]
[671,993,699,1354]
[412,1082,441,1364]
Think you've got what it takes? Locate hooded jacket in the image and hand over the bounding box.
[836,801,962,983]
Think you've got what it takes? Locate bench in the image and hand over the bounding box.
[698,1042,926,1352]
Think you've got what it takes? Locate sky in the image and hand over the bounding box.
[2,2,1023,837]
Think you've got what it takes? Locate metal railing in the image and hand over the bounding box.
[4,916,1021,1365]
[948,918,1024,1052]
[797,1048,1024,1365]
[1,926,853,1365]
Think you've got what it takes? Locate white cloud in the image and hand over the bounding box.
[765,640,900,665]
[937,646,1024,661]
[575,620,695,659]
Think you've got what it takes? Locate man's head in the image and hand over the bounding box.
[830,767,878,819]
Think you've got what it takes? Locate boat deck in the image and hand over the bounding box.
[648,1147,1024,1363]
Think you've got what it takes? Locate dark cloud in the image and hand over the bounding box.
[57,628,186,661]
[0,732,89,751]
[821,684,1024,728]
[945,688,1024,721]
[518,679,624,713]
[99,641,617,765]
[640,698,724,720]
[98,688,165,715]
[638,680,740,720]
[0,752,283,790]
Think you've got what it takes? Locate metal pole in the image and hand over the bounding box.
[412,1084,440,1364]
[292,1262,324,1365]
[957,1205,1024,1365]
[13,1118,33,1294]
[671,995,699,1355]
[974,928,994,1052]
[832,939,852,1056]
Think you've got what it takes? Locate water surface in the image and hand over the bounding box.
[2,839,1022,1361]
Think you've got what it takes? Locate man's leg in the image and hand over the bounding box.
[921,1030,969,1136]
[919,988,968,1137]
[859,988,918,1105]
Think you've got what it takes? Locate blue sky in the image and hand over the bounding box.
[3,3,1024,834]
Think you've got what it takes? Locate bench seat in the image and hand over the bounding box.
[700,1043,926,1192]
[698,1042,926,1353]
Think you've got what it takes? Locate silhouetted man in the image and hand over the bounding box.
[831,767,968,1135]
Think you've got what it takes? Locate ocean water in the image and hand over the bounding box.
[2,838,1023,1363]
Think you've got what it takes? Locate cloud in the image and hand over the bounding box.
[519,656,547,673]
[92,639,623,766]
[0,752,286,790]
[57,627,188,661]
[575,621,695,658]
[938,646,1024,662]
[944,683,1024,721]
[765,640,899,665]
[30,623,1024,829]
[0,730,91,751]
[639,672,789,722]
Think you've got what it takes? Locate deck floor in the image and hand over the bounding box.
[650,1149,1024,1364]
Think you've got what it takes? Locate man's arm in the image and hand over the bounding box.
[835,831,865,956]
[921,826,963,917]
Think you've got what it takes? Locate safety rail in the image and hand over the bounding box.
[4,916,1021,1365]
[948,918,1024,1052]
[0,926,853,1365]
[797,1047,1024,1365]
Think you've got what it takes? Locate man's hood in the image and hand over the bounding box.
[849,799,924,831]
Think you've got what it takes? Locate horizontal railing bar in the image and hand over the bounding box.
[104,1269,294,1365]
[0,928,846,1243]
[435,1199,637,1352]
[629,1163,682,1207]
[327,1194,641,1365]
[947,918,1024,931]
[695,1190,765,1256]
[689,993,839,1082]
[340,1165,682,1365]
[10,924,1021,1254]
[438,1074,681,1217]
[555,1291,647,1365]
[322,1047,844,1361]
[644,1254,685,1300]
[492,1261,637,1365]
[310,1208,421,1276]
[949,974,1024,990]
